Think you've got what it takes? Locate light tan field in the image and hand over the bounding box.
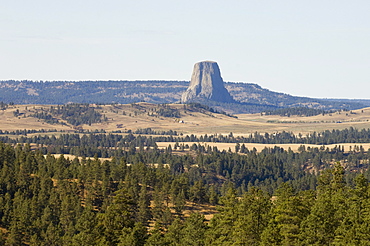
[0,105,65,131]
[45,154,112,162]
[236,107,370,135]
[157,142,370,153]
[2,103,370,136]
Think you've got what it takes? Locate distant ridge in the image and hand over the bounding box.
[0,80,368,113]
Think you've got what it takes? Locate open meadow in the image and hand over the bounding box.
[156,142,370,153]
[2,103,370,136]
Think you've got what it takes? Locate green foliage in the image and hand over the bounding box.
[263,107,335,117]
[300,164,348,245]
[156,104,181,118]
[165,127,370,145]
[29,104,106,126]
[1,138,370,245]
[185,102,235,117]
[233,187,272,245]
[132,128,178,136]
[0,101,10,110]
[261,183,311,245]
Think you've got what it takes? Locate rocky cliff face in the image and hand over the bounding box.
[181,61,234,103]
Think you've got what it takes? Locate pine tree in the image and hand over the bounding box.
[41,222,63,246]
[118,222,147,246]
[173,189,186,216]
[205,185,238,245]
[300,164,348,245]
[233,187,271,245]
[208,185,219,205]
[261,183,309,246]
[333,174,370,245]
[72,203,98,245]
[137,183,152,226]
[144,222,165,246]
[6,221,23,246]
[189,180,206,203]
[181,213,207,246]
[163,218,183,245]
[99,188,137,245]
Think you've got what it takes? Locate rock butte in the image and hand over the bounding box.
[181,61,234,103]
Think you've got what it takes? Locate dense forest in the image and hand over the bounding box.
[1,139,370,245]
[168,127,370,145]
[2,126,370,146]
[2,128,370,171]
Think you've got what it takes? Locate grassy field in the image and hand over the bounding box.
[1,103,370,136]
[157,142,370,153]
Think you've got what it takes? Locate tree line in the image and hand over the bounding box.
[5,126,370,146]
[262,107,337,117]
[156,127,370,145]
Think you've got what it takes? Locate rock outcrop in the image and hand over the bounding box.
[181,61,234,103]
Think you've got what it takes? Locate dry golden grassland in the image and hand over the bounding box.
[157,142,370,153]
[45,154,112,162]
[237,107,370,135]
[2,103,370,139]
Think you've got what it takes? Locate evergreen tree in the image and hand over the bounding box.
[300,164,348,245]
[205,186,238,245]
[163,218,183,245]
[137,183,152,226]
[144,222,165,246]
[261,183,310,245]
[72,203,98,246]
[181,213,207,246]
[98,188,137,245]
[333,174,370,245]
[118,222,147,246]
[233,187,271,245]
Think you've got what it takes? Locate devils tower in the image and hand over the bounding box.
[181,61,234,103]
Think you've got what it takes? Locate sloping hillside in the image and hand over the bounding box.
[2,103,370,135]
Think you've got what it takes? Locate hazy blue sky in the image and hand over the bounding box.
[1,1,370,99]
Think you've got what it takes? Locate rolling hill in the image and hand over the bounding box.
[0,80,368,113]
[2,102,370,136]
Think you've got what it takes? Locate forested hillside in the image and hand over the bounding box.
[0,80,367,113]
[1,135,370,245]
